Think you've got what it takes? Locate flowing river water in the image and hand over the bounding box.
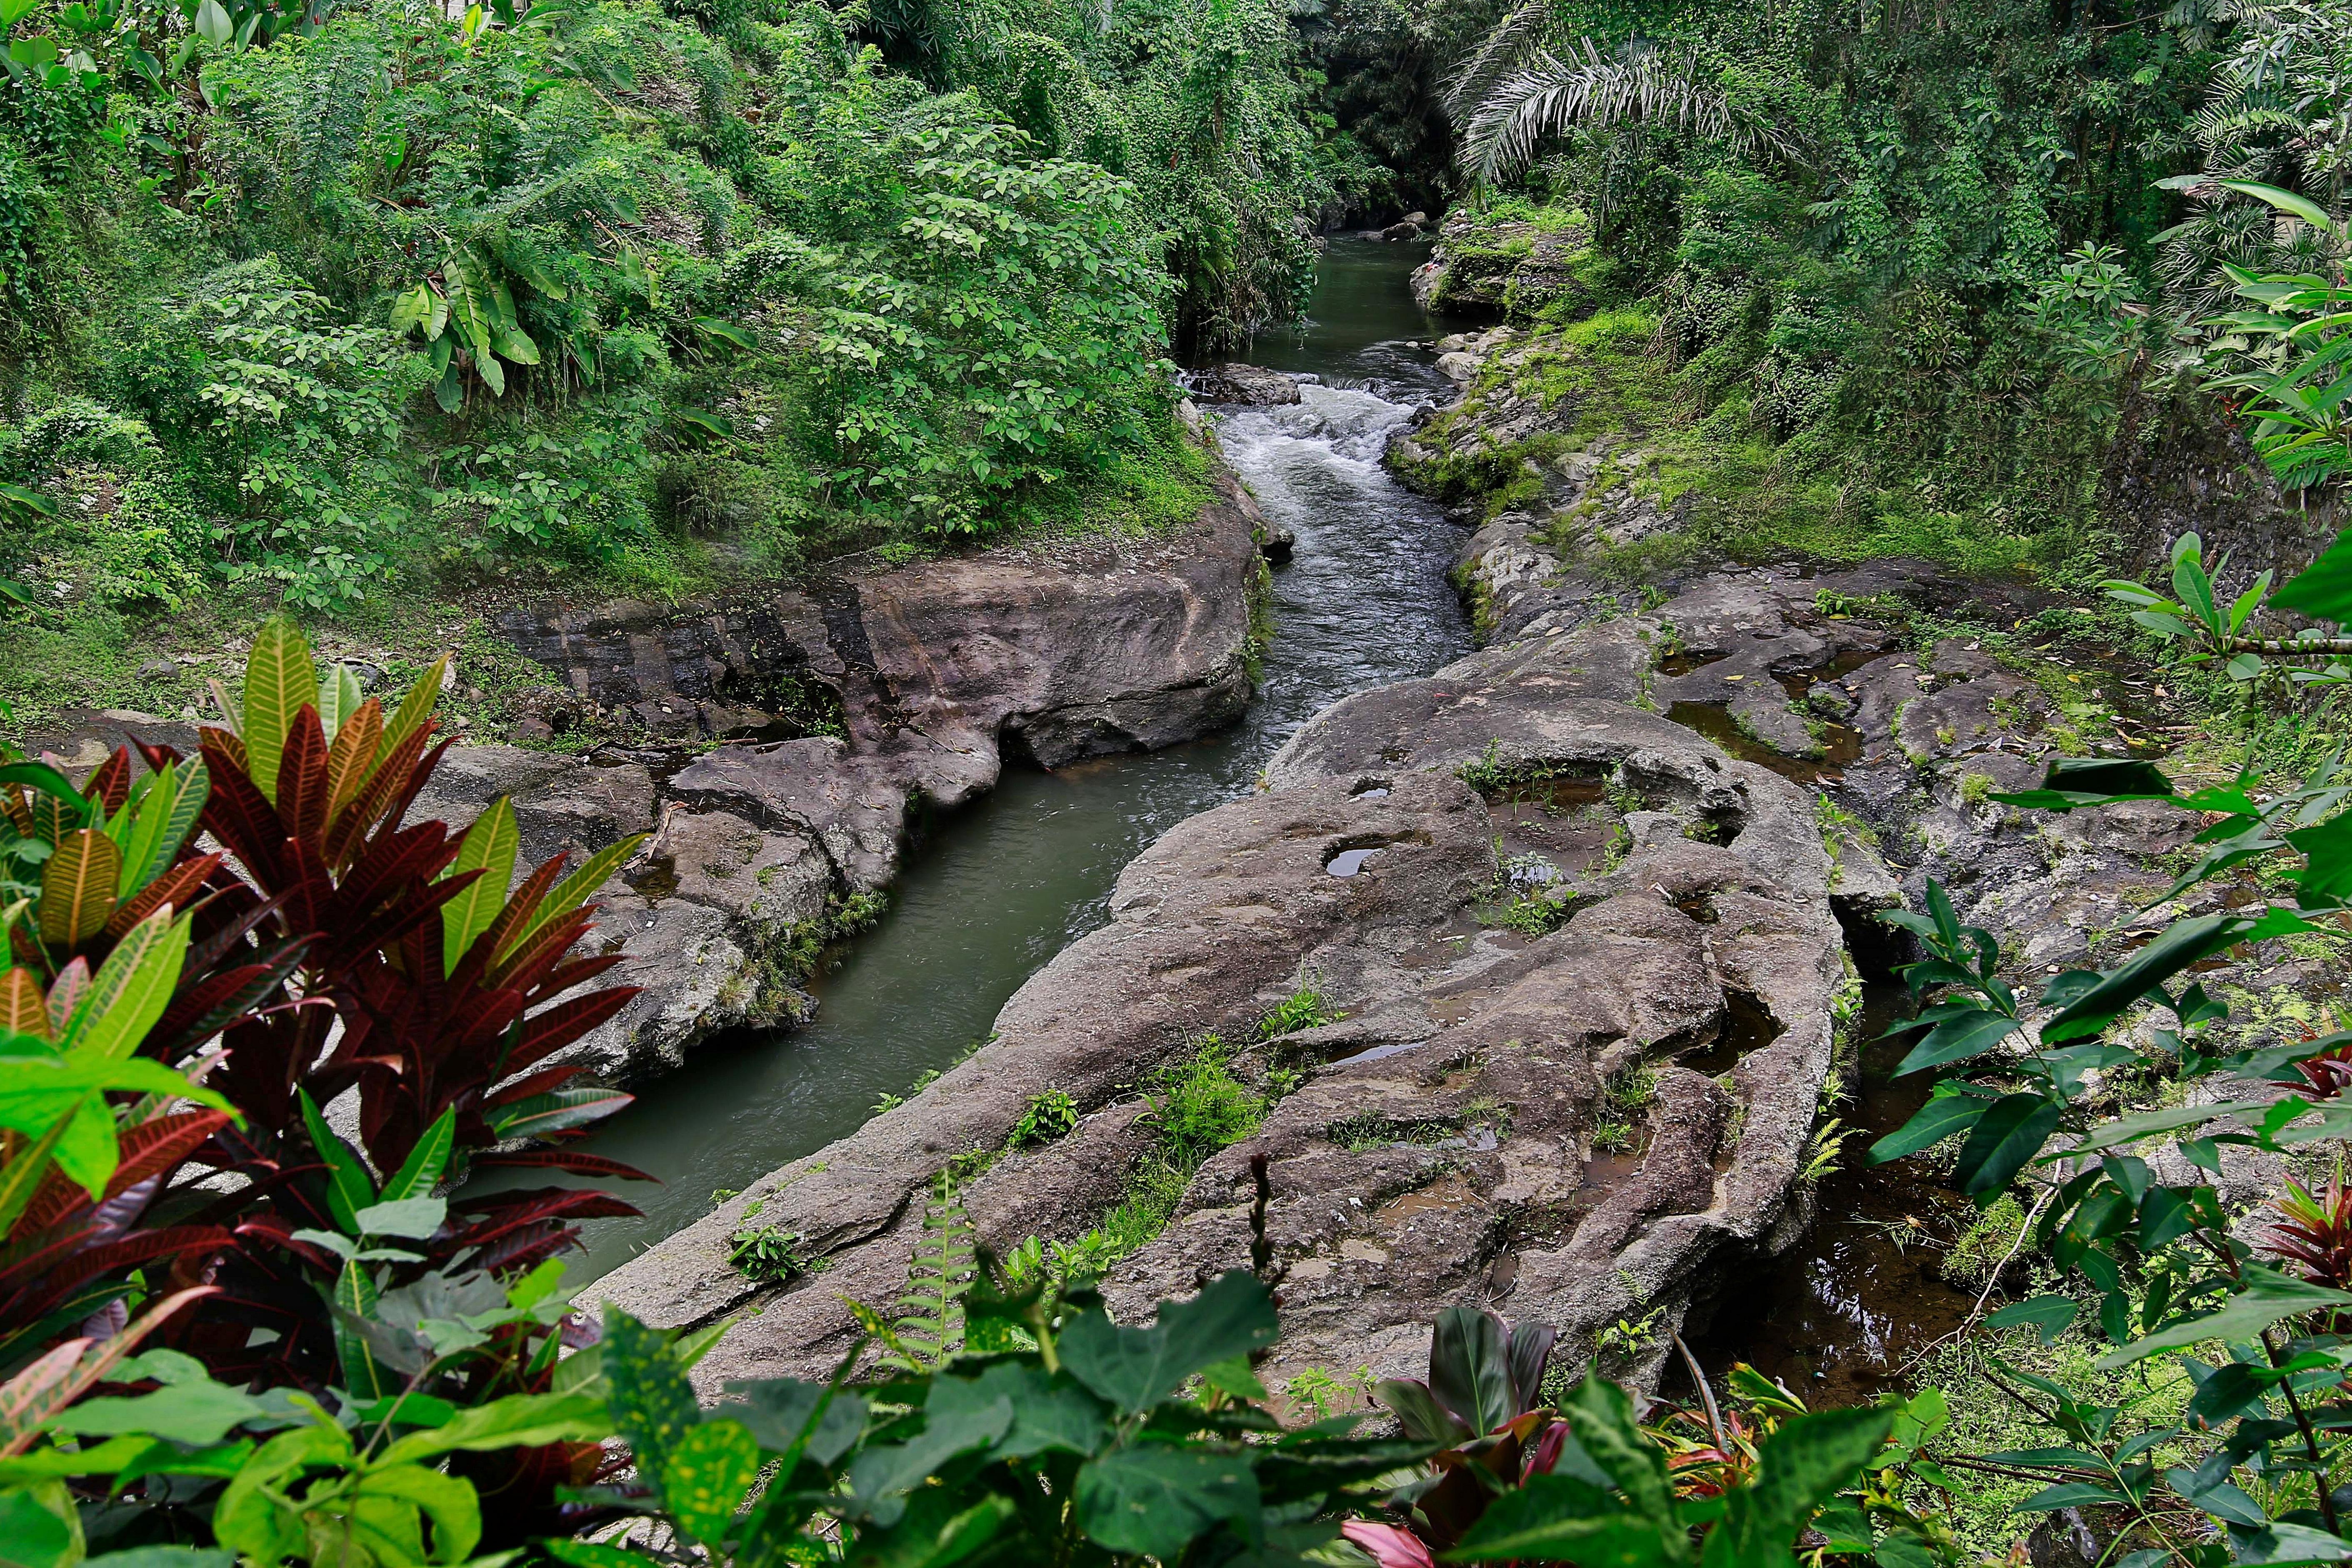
[562,240,1475,1279]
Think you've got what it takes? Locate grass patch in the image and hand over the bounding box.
[1003,1035,1266,1289]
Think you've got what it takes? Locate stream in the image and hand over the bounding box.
[561,240,1475,1280]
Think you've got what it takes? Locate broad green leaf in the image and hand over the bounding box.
[0,761,91,837]
[2218,181,2341,234]
[489,1085,632,1139]
[241,617,317,804]
[2014,1481,2127,1513]
[1450,1473,1683,1568]
[1557,1368,1674,1519]
[40,828,119,947]
[441,797,517,974]
[2068,1099,2275,1154]
[1073,1445,1258,1561]
[724,1378,869,1466]
[45,1379,264,1446]
[1954,1093,2062,1201]
[2288,813,2352,907]
[1703,1406,1893,1568]
[502,832,648,959]
[1985,1296,2078,1345]
[334,1259,391,1402]
[355,1196,446,1239]
[212,1425,352,1566]
[317,664,363,745]
[381,1107,455,1201]
[388,285,436,337]
[603,1308,702,1492]
[0,1483,80,1568]
[661,1419,762,1546]
[2042,912,2256,1042]
[116,760,207,899]
[2225,1523,2352,1567]
[2100,1266,2352,1367]
[351,1462,481,1563]
[380,1390,605,1463]
[845,1385,1013,1525]
[850,1493,1015,1568]
[1059,1271,1277,1414]
[0,1108,75,1230]
[1893,1008,2020,1076]
[1870,1086,1988,1164]
[379,654,447,766]
[2272,527,2352,627]
[192,0,229,42]
[61,909,189,1060]
[300,1088,374,1231]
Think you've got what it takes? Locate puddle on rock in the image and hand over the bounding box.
[1327,847,1384,877]
[1682,988,1780,1076]
[1667,701,1860,785]
[1657,649,1731,677]
[1684,984,1980,1407]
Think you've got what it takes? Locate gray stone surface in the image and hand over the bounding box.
[1188,364,1303,406]
[595,554,1851,1398]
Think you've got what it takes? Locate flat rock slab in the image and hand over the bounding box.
[596,573,1849,1397]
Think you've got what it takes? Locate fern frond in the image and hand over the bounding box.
[875,1174,975,1372]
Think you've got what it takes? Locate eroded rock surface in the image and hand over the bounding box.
[597,552,1853,1396]
[7,465,1263,1086]
[505,471,1262,1077]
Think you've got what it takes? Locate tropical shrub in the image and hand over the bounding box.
[1861,529,2352,1556]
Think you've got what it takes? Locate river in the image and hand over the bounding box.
[559,240,1475,1280]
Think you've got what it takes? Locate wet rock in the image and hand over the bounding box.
[1380,220,1422,242]
[469,467,1263,1080]
[1189,363,1303,406]
[599,590,1847,1395]
[403,744,657,874]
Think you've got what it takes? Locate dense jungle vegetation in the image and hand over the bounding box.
[0,0,2346,717]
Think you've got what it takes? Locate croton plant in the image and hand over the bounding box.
[0,617,650,1421]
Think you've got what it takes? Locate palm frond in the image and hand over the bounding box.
[1459,38,1796,188]
[1440,0,1553,119]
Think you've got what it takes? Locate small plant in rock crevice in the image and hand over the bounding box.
[1260,984,1343,1038]
[1010,1088,1079,1148]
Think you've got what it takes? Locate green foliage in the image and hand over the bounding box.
[1856,540,2352,1552]
[1259,983,1340,1038]
[1142,1034,1265,1162]
[1010,1087,1077,1147]
[2,0,1306,629]
[851,1174,975,1372]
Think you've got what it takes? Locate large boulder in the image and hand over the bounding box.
[1188,364,1304,406]
[596,591,1849,1397]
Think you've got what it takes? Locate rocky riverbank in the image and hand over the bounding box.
[28,454,1274,1083]
[590,283,2348,1406]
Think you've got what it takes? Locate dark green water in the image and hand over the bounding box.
[559,241,1475,1279]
